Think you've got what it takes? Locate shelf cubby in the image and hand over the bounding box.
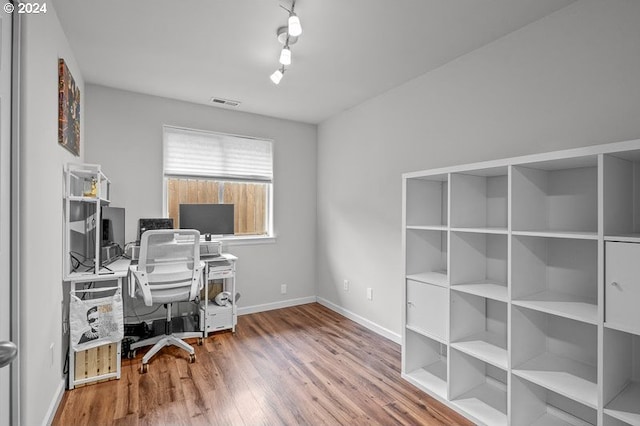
[450,291,507,370]
[450,348,507,426]
[449,168,508,232]
[604,151,640,242]
[406,175,448,228]
[512,306,598,409]
[405,229,448,287]
[511,375,596,426]
[406,279,448,343]
[603,328,640,426]
[450,232,507,302]
[403,329,448,400]
[512,158,598,237]
[512,235,597,324]
[606,416,636,426]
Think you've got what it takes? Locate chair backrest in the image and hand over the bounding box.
[132,229,203,306]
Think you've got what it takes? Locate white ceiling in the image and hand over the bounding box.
[53,0,575,124]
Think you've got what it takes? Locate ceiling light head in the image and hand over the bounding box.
[270,68,285,85]
[288,13,302,37]
[276,26,298,45]
[279,46,291,66]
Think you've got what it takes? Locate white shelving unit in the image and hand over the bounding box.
[64,163,111,278]
[401,139,640,426]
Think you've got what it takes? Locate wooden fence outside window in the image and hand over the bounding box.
[167,178,268,236]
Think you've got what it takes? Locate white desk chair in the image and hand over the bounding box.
[129,229,204,373]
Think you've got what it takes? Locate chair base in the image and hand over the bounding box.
[129,314,201,372]
[141,334,195,366]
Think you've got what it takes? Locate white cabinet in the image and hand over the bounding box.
[402,139,640,426]
[406,280,447,342]
[605,242,640,335]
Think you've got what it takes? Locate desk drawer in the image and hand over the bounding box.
[208,268,234,279]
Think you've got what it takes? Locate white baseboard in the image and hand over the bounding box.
[43,379,65,426]
[316,297,401,344]
[237,296,317,316]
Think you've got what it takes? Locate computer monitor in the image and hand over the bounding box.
[179,204,235,239]
[102,207,125,248]
[101,207,125,265]
[138,218,174,241]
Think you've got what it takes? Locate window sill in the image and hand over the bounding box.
[219,235,276,246]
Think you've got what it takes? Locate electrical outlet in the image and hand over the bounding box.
[50,342,55,367]
[343,280,349,292]
[281,284,287,294]
[367,288,373,301]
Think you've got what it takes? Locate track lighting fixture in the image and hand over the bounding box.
[270,0,302,84]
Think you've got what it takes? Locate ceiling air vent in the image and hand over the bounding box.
[209,97,241,108]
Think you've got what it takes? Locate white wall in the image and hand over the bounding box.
[19,6,85,425]
[317,0,640,338]
[84,85,317,310]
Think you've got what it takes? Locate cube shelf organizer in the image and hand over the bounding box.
[402,139,640,426]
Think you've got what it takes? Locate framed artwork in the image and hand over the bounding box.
[58,58,80,156]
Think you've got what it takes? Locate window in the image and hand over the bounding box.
[163,126,273,238]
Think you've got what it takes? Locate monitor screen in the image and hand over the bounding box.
[102,207,125,249]
[138,218,174,241]
[179,204,235,237]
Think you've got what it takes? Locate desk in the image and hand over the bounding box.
[65,258,131,389]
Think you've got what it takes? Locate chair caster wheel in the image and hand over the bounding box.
[128,349,137,359]
[198,338,203,346]
[189,354,196,363]
[140,363,149,374]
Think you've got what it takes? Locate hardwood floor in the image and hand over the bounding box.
[53,303,473,425]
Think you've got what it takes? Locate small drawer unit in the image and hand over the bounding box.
[207,260,234,279]
[200,303,235,332]
[605,241,640,334]
[201,254,238,335]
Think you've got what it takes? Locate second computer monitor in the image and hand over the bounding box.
[179,204,235,238]
[138,218,174,241]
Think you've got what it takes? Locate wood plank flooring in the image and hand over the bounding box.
[53,303,473,425]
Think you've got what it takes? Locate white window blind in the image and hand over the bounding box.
[163,126,273,182]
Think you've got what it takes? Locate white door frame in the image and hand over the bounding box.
[0,5,20,425]
[10,8,20,426]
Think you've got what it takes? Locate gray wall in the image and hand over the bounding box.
[316,0,640,339]
[19,6,85,425]
[84,85,318,311]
